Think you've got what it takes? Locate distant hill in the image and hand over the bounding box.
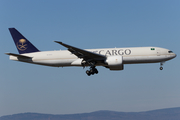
[1,107,180,120]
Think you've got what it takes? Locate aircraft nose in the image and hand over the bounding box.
[172,53,177,59]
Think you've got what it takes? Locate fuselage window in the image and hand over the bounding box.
[168,51,173,53]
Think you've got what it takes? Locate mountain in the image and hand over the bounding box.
[1,107,180,120]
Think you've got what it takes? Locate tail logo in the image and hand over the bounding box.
[16,39,27,51]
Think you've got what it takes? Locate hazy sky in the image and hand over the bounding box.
[1,0,180,117]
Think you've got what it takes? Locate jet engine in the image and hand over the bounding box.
[105,56,124,70]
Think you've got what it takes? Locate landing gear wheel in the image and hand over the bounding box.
[86,67,98,76]
[86,70,91,76]
[160,67,163,70]
[90,69,94,75]
[94,68,98,74]
[85,61,99,76]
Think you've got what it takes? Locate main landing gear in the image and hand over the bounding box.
[86,66,98,76]
[160,62,165,70]
[85,61,98,76]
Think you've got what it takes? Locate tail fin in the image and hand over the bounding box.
[9,28,40,54]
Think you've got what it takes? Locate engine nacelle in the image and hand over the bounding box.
[105,56,124,70]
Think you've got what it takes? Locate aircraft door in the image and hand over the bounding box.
[157,49,161,56]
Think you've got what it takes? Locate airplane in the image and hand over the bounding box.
[6,28,176,76]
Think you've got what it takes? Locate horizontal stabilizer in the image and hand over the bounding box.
[5,53,32,59]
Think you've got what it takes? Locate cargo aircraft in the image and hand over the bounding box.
[6,28,176,76]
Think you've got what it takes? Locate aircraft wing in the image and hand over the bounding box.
[54,41,106,61]
[5,53,32,59]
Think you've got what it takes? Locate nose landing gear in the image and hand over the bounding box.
[160,62,165,70]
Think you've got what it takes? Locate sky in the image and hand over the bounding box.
[0,0,180,117]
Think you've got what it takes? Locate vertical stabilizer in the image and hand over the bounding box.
[9,28,40,54]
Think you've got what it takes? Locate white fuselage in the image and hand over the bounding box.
[9,47,176,68]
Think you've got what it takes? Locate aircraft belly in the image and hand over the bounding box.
[32,59,75,67]
[123,55,169,64]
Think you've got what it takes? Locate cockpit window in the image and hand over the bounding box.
[168,51,173,53]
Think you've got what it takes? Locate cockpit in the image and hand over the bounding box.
[167,50,176,59]
[168,51,173,53]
